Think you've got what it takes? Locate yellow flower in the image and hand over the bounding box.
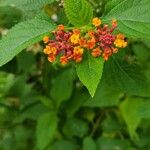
[73,46,84,63]
[43,46,57,55]
[43,36,49,44]
[111,19,117,27]
[114,34,127,48]
[70,33,80,44]
[114,39,127,48]
[92,17,102,27]
[73,46,84,55]
[43,46,50,54]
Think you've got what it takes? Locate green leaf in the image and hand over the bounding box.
[120,96,150,140]
[97,137,131,150]
[132,43,150,63]
[138,100,150,119]
[0,106,17,127]
[0,6,21,28]
[49,140,77,150]
[13,126,34,149]
[15,103,48,122]
[17,51,36,74]
[38,96,54,110]
[84,78,123,107]
[64,0,93,26]
[1,0,55,17]
[50,68,75,107]
[103,57,148,96]
[0,72,14,98]
[119,97,143,139]
[0,57,18,73]
[103,0,150,38]
[66,88,90,117]
[7,75,32,100]
[0,17,56,67]
[102,115,121,133]
[76,53,104,97]
[36,112,57,150]
[63,117,89,138]
[83,137,97,150]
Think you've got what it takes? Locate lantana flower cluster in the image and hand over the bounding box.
[43,18,127,65]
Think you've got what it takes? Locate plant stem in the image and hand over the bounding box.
[90,111,105,137]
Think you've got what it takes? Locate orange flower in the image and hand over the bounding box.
[111,19,117,27]
[79,38,87,47]
[57,24,65,31]
[116,33,125,40]
[103,53,109,61]
[60,55,68,65]
[103,48,112,61]
[92,17,102,27]
[91,47,102,57]
[43,36,49,44]
[43,19,127,64]
[50,47,57,55]
[88,31,94,37]
[73,54,82,63]
[73,46,84,55]
[73,29,80,34]
[48,54,56,62]
[43,46,57,55]
[112,47,118,53]
[87,37,96,49]
[114,34,127,48]
[73,46,83,63]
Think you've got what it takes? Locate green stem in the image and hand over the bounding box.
[90,110,105,137]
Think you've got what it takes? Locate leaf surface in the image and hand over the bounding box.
[64,0,93,26]
[0,18,55,66]
[76,53,104,97]
[103,0,150,38]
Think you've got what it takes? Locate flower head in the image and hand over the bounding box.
[57,24,65,31]
[43,36,49,44]
[73,54,83,63]
[92,17,102,27]
[79,38,87,47]
[70,32,80,44]
[103,48,112,61]
[111,19,117,27]
[114,34,127,48]
[48,54,56,62]
[91,48,102,57]
[43,18,127,65]
[73,46,84,55]
[60,55,68,65]
[44,46,57,55]
[88,31,94,37]
[73,46,84,63]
